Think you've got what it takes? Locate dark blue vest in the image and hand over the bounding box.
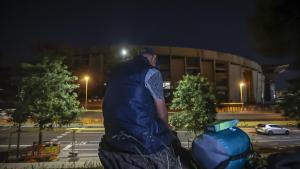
[103,56,174,154]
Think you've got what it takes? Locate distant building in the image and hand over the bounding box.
[67,51,104,99]
[0,66,17,109]
[262,64,289,103]
[68,45,265,104]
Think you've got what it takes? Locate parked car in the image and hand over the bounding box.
[255,124,290,135]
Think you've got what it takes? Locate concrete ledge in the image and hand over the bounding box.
[0,158,101,169]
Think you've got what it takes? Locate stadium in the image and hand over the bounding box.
[70,45,264,104]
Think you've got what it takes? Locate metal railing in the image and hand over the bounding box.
[217,102,245,112]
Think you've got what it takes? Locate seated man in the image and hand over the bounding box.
[98,48,182,169]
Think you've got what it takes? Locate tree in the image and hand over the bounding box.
[10,93,30,158]
[7,65,31,159]
[19,57,82,145]
[248,0,300,69]
[276,90,300,127]
[170,74,217,135]
[5,109,27,160]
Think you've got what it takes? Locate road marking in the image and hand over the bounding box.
[79,141,87,145]
[52,132,70,141]
[58,141,72,144]
[76,132,104,134]
[0,145,31,147]
[62,144,98,147]
[51,139,58,142]
[62,144,72,151]
[59,141,100,144]
[62,144,99,151]
[64,149,98,151]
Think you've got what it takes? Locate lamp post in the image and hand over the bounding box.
[239,82,245,111]
[239,82,245,103]
[84,76,89,110]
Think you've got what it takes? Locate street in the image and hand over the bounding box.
[251,130,300,150]
[1,126,300,161]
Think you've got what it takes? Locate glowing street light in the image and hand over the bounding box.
[239,82,245,103]
[84,76,89,109]
[121,48,128,56]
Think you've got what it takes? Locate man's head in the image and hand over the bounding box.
[140,47,157,67]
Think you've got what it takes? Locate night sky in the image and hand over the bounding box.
[0,0,298,89]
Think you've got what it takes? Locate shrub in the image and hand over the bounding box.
[170,74,217,135]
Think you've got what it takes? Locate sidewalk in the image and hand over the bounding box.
[0,120,297,129]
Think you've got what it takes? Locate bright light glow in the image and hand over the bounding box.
[239,82,245,104]
[84,76,89,81]
[163,81,171,89]
[84,75,89,110]
[121,49,128,56]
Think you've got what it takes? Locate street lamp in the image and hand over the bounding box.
[84,76,89,110]
[239,82,245,103]
[121,48,127,56]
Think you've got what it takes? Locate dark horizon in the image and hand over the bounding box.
[0,1,276,63]
[1,0,299,89]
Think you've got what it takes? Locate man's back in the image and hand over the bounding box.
[103,56,173,154]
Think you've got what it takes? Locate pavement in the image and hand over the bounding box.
[1,126,300,168]
[0,157,101,169]
[0,110,300,168]
[0,110,296,128]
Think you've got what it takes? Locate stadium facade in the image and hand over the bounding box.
[69,45,264,104]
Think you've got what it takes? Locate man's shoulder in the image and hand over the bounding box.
[145,68,160,79]
[145,68,164,100]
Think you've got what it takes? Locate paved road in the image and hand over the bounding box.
[56,128,300,158]
[0,127,66,147]
[1,126,300,161]
[250,130,300,150]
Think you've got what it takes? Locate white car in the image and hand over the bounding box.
[255,124,290,135]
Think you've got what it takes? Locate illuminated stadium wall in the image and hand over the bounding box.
[69,45,265,104]
[126,45,264,104]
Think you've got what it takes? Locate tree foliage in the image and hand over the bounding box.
[19,57,82,143]
[276,90,300,125]
[12,94,30,125]
[248,0,300,69]
[10,93,30,158]
[170,74,217,134]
